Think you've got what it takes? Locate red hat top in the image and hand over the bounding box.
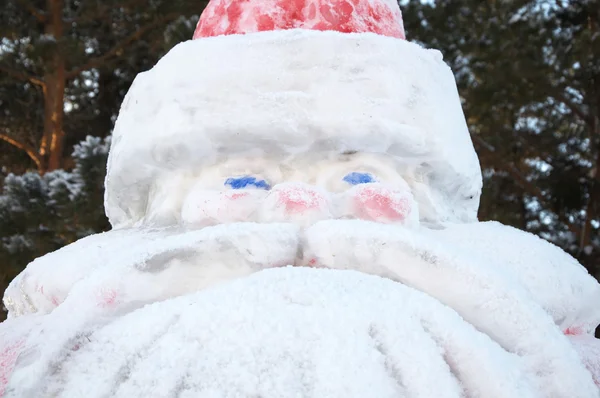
[193,0,405,40]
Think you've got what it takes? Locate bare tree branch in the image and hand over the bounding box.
[65,13,179,79]
[472,134,547,201]
[0,133,42,171]
[17,0,47,23]
[67,0,144,25]
[66,2,110,25]
[473,133,584,239]
[0,64,45,88]
[578,140,600,252]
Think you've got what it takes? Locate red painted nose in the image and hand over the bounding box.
[259,183,332,225]
[275,185,326,214]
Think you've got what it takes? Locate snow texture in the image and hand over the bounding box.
[0,267,584,397]
[425,221,600,334]
[569,334,600,387]
[2,220,600,397]
[2,11,598,398]
[4,223,299,317]
[105,29,482,228]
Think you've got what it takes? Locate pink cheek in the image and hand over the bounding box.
[276,188,326,214]
[353,187,411,222]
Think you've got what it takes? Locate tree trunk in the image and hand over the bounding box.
[41,0,66,172]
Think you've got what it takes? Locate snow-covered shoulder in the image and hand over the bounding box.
[3,268,545,397]
[428,221,600,333]
[3,216,599,397]
[2,223,299,318]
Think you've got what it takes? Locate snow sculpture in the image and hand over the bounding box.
[1,0,600,396]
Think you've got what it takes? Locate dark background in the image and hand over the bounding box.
[1,0,599,325]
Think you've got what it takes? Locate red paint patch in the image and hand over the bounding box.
[565,326,585,336]
[37,284,60,307]
[320,0,353,27]
[0,339,25,396]
[97,288,119,308]
[308,258,318,266]
[50,295,60,306]
[225,192,250,200]
[276,187,325,214]
[257,14,275,31]
[353,186,410,222]
[308,3,316,19]
[193,0,405,39]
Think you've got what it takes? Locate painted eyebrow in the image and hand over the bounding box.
[343,172,376,185]
[224,176,270,189]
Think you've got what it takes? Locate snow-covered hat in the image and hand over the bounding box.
[104,0,483,227]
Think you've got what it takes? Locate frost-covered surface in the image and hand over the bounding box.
[4,223,299,317]
[0,267,593,397]
[569,334,600,387]
[2,220,599,397]
[133,152,423,229]
[426,221,600,333]
[0,135,110,258]
[2,4,598,395]
[105,29,482,228]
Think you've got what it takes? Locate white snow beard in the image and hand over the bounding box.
[3,220,599,397]
[298,219,598,397]
[3,223,300,318]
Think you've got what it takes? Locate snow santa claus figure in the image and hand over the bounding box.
[2,0,600,396]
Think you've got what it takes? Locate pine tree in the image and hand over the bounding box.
[0,1,204,321]
[402,0,600,280]
[0,0,202,173]
[0,136,110,320]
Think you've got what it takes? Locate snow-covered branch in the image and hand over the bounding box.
[65,13,180,79]
[472,134,546,201]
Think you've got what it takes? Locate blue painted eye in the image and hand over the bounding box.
[343,172,377,185]
[224,176,270,190]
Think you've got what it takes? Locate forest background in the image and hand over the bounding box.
[1,0,598,323]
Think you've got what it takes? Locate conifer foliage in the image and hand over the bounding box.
[0,137,111,308]
[402,0,600,279]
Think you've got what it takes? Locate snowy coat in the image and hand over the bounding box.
[2,220,599,397]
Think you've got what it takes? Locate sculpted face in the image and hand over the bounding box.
[146,152,420,229]
[5,150,480,320]
[3,152,427,319]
